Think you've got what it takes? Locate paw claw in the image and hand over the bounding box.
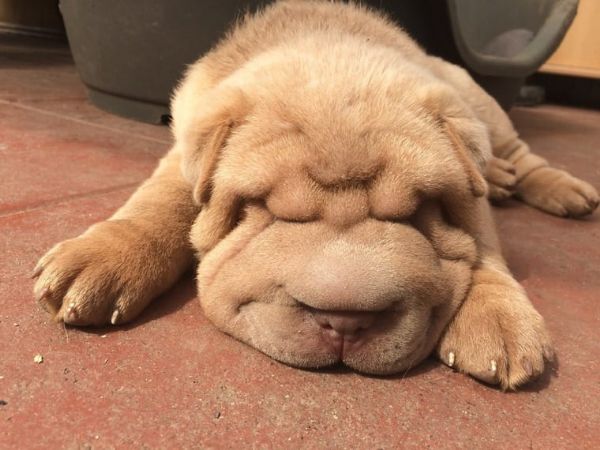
[522,359,533,377]
[543,345,555,362]
[31,264,43,279]
[36,286,50,302]
[65,302,77,321]
[490,360,497,373]
[448,352,455,368]
[110,310,120,325]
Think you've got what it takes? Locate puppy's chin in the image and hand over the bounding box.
[194,212,473,375]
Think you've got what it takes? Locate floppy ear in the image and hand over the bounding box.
[180,86,250,205]
[419,84,491,198]
[442,119,488,198]
[179,86,251,253]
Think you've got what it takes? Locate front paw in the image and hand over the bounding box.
[517,167,599,217]
[437,283,554,390]
[33,220,158,326]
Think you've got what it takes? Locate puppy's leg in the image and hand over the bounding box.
[489,124,598,217]
[33,150,199,326]
[437,203,553,389]
[428,58,599,217]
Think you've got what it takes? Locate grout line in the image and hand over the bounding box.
[0,182,142,219]
[0,98,172,146]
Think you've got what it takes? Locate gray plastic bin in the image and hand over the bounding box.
[59,0,578,123]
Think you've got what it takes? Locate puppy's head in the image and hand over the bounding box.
[180,57,491,374]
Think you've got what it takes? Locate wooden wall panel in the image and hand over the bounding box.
[541,0,600,79]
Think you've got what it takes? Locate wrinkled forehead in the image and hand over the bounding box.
[212,107,467,219]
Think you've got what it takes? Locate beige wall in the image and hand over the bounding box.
[541,0,600,79]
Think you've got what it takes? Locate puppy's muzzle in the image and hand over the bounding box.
[289,238,401,312]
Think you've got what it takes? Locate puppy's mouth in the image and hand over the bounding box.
[300,303,398,360]
[230,293,431,374]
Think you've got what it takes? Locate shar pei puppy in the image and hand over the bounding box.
[33,0,599,389]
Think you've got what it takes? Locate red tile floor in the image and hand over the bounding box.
[1,34,599,449]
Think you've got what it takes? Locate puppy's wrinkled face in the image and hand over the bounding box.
[185,70,488,374]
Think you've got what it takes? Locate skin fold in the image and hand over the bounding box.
[33,1,598,390]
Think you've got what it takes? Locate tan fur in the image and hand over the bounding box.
[33,0,598,389]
